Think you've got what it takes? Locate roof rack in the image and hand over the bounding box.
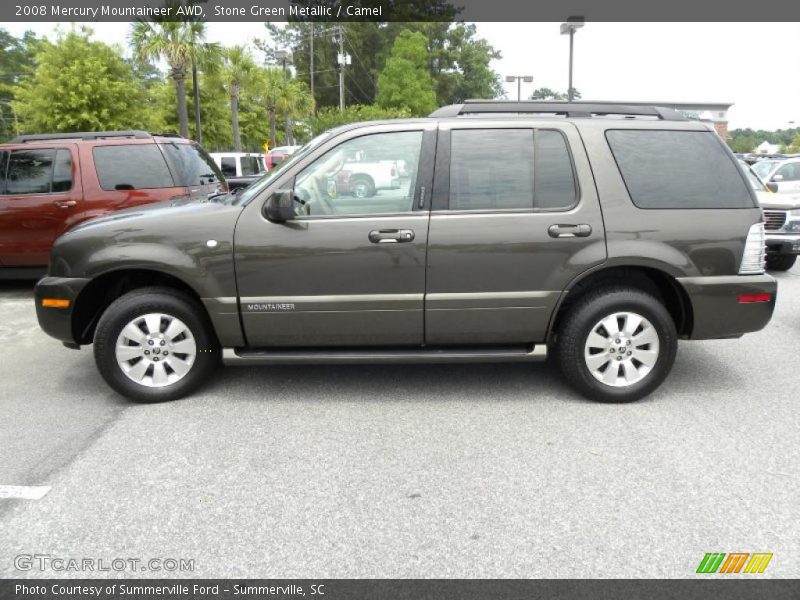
[10,130,153,143]
[429,100,687,121]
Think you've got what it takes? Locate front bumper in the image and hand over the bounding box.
[677,274,777,340]
[34,276,91,345]
[765,233,800,256]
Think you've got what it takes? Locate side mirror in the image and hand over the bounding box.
[771,174,784,182]
[264,190,296,222]
[766,182,779,193]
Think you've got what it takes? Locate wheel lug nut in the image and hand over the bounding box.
[626,340,631,346]
[616,356,622,361]
[153,357,159,362]
[144,350,150,356]
[163,351,168,356]
[160,341,165,346]
[615,339,621,344]
[148,340,154,346]
[609,348,615,353]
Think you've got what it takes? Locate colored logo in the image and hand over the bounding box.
[696,552,772,574]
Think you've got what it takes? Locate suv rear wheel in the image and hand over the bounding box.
[93,288,220,402]
[765,254,796,272]
[556,287,677,403]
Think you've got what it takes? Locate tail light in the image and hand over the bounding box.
[391,166,397,177]
[739,223,766,275]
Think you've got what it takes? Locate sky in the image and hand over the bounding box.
[2,21,799,130]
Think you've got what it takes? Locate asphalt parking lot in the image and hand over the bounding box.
[0,267,798,579]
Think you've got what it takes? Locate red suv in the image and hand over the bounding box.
[0,130,225,277]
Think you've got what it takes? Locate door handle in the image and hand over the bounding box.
[54,200,77,209]
[548,224,591,238]
[368,229,415,244]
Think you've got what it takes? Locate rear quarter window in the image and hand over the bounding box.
[606,130,755,209]
[161,142,224,186]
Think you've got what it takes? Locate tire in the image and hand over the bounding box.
[93,287,220,403]
[765,254,796,272]
[555,287,678,403]
[350,176,376,198]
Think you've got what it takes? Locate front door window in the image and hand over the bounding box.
[293,131,423,217]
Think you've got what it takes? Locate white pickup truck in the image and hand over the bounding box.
[336,159,402,198]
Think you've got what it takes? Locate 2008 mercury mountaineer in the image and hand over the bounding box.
[35,101,777,403]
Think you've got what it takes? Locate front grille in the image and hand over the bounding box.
[763,210,787,231]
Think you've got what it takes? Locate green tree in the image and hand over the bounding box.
[130,20,219,138]
[276,79,315,145]
[257,67,287,148]
[376,30,437,116]
[13,29,149,133]
[0,28,40,141]
[218,45,257,152]
[530,87,581,101]
[261,18,501,110]
[307,105,411,137]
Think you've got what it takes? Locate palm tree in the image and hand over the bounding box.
[219,46,256,152]
[258,67,285,149]
[130,21,218,139]
[276,80,315,146]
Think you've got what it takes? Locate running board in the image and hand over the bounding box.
[223,345,547,366]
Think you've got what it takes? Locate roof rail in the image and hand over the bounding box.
[10,130,153,143]
[429,100,687,121]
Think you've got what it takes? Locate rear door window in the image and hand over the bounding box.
[93,144,175,191]
[448,128,578,211]
[52,149,73,192]
[450,129,534,210]
[161,142,224,186]
[534,130,577,209]
[6,149,56,195]
[0,151,8,193]
[606,130,754,209]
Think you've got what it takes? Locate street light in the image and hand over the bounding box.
[506,75,534,102]
[560,16,584,102]
[275,49,293,79]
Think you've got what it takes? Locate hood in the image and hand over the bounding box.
[67,197,236,235]
[754,190,800,211]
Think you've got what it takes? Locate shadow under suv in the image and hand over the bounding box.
[34,101,777,403]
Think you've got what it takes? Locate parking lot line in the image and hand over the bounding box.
[0,486,51,500]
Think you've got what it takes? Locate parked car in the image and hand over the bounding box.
[741,162,800,271]
[0,130,225,278]
[266,145,301,171]
[334,157,402,198]
[210,152,266,191]
[35,101,776,404]
[753,157,800,194]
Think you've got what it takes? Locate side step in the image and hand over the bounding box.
[223,345,547,366]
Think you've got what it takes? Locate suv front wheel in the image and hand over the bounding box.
[556,287,678,403]
[93,288,220,402]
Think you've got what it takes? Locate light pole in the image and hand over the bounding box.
[275,49,293,80]
[560,16,584,102]
[505,75,533,101]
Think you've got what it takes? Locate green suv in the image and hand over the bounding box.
[35,102,777,403]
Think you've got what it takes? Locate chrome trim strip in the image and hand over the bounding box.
[222,345,547,365]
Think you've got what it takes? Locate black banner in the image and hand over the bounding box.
[2,580,800,600]
[2,0,800,22]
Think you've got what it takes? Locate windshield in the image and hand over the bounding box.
[743,166,766,191]
[752,160,779,179]
[233,132,333,205]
